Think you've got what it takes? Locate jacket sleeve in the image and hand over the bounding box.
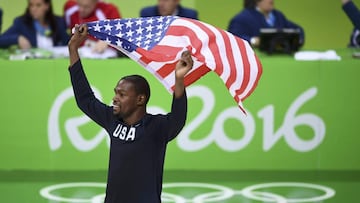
[343,1,360,30]
[165,91,187,142]
[0,18,22,48]
[69,59,113,130]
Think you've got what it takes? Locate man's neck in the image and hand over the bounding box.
[123,109,146,126]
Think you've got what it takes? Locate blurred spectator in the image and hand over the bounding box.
[64,0,122,54]
[0,8,3,33]
[227,0,304,48]
[0,0,69,50]
[341,0,360,47]
[140,0,198,20]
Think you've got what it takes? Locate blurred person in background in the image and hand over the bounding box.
[227,0,304,48]
[140,0,198,20]
[64,0,122,54]
[341,0,360,47]
[0,8,3,33]
[0,0,69,50]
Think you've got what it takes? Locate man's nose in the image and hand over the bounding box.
[112,95,119,103]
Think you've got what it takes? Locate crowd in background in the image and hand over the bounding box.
[0,0,358,58]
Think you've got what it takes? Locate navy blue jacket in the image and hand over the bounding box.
[69,60,187,203]
[342,1,360,47]
[140,5,198,20]
[0,16,69,48]
[228,8,305,46]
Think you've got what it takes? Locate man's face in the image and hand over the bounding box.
[77,0,97,18]
[157,0,179,16]
[112,80,140,119]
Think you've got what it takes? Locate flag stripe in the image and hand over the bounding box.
[181,19,227,75]
[240,54,263,100]
[170,19,217,69]
[170,64,210,91]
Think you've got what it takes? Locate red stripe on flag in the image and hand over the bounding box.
[170,65,210,91]
[156,62,176,78]
[165,25,206,62]
[241,54,263,100]
[137,45,182,64]
[219,31,238,89]
[188,20,224,75]
[150,45,184,60]
[235,38,251,96]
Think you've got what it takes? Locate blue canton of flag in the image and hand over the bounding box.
[87,16,177,52]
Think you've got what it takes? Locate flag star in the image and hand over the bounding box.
[146,17,154,24]
[126,29,134,38]
[125,19,134,28]
[116,31,124,38]
[156,31,162,37]
[136,42,141,47]
[128,38,134,42]
[157,16,164,23]
[144,45,150,50]
[146,24,153,32]
[146,32,153,39]
[135,18,143,26]
[105,37,112,44]
[93,23,102,32]
[116,39,123,47]
[136,35,143,42]
[144,39,151,45]
[104,23,113,32]
[136,27,144,35]
[123,45,130,50]
[156,23,164,30]
[115,21,123,30]
[155,37,161,42]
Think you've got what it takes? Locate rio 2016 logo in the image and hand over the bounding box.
[48,85,325,152]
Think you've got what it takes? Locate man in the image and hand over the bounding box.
[64,0,121,54]
[341,0,360,47]
[68,24,193,202]
[140,0,198,20]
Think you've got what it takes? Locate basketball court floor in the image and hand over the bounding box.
[1,170,358,202]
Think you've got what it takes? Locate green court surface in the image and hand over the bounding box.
[1,170,359,202]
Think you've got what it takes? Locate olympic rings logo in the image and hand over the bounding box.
[40,182,335,203]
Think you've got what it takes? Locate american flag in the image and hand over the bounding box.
[85,16,262,113]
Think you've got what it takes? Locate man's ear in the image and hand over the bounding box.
[137,95,146,105]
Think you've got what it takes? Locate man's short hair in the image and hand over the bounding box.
[121,75,151,104]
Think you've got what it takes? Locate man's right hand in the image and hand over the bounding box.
[68,24,88,51]
[68,24,88,67]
